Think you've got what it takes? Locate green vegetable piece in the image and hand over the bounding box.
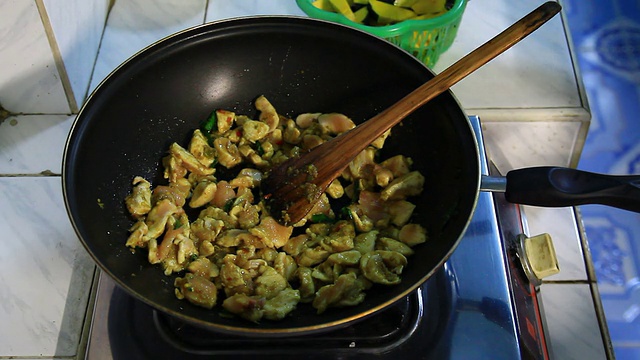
[353,0,369,4]
[370,0,416,23]
[200,111,217,134]
[311,213,336,223]
[329,0,357,21]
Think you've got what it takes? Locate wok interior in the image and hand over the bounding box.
[64,17,480,334]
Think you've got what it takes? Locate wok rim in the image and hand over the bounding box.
[62,15,482,336]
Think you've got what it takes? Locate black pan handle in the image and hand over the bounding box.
[505,166,640,212]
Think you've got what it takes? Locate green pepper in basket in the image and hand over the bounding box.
[411,0,447,17]
[370,0,416,24]
[329,0,356,21]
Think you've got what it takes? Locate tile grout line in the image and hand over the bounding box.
[574,206,617,359]
[34,0,78,114]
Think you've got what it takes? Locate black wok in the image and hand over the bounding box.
[62,16,640,336]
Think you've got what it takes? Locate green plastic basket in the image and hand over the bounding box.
[296,0,467,68]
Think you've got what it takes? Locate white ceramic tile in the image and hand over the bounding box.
[0,177,95,356]
[205,0,305,22]
[0,0,70,114]
[523,206,587,281]
[539,283,607,359]
[432,0,583,114]
[42,0,110,110]
[0,114,74,175]
[482,121,583,172]
[88,0,207,94]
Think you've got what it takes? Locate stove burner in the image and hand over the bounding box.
[101,267,453,359]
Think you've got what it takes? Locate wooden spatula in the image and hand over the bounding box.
[261,1,562,226]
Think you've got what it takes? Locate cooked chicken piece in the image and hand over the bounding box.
[398,223,428,247]
[238,144,270,168]
[296,267,316,302]
[386,200,416,227]
[234,203,260,230]
[222,293,265,323]
[373,165,394,187]
[187,257,220,279]
[198,205,238,229]
[282,118,302,144]
[354,231,377,254]
[319,221,355,253]
[380,171,425,201]
[346,147,376,182]
[357,190,390,224]
[282,234,310,256]
[274,252,298,281]
[203,181,231,209]
[175,273,218,309]
[229,168,262,188]
[241,120,270,142]
[152,184,187,208]
[215,109,236,134]
[370,129,391,149]
[255,95,279,131]
[169,142,215,176]
[249,216,293,248]
[312,273,365,314]
[188,129,216,167]
[376,237,414,257]
[176,234,198,266]
[216,229,253,247]
[162,154,188,183]
[360,250,407,285]
[199,240,216,257]
[380,155,413,178]
[301,134,324,149]
[325,179,344,199]
[327,250,362,266]
[345,204,375,233]
[254,266,288,299]
[220,254,254,296]
[125,176,151,218]
[189,179,217,208]
[190,217,225,242]
[213,137,242,169]
[296,247,330,267]
[263,288,300,320]
[295,112,320,129]
[144,199,179,240]
[125,220,149,248]
[318,113,355,135]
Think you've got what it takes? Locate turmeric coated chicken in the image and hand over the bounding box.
[124,95,428,322]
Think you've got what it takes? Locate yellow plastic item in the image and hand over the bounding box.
[411,0,446,16]
[329,0,356,21]
[370,0,416,22]
[312,0,334,11]
[354,6,369,23]
[394,0,419,7]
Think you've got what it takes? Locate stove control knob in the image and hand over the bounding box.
[516,233,560,286]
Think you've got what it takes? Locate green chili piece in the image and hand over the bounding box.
[200,110,217,133]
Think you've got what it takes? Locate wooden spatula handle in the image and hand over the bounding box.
[348,1,562,147]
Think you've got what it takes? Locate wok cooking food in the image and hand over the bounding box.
[63,16,477,335]
[68,8,640,337]
[124,96,428,322]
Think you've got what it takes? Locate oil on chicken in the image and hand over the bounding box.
[124,96,428,322]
